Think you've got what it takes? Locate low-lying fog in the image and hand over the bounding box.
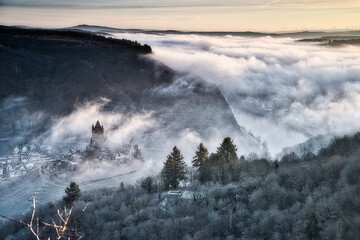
[109,32,360,154]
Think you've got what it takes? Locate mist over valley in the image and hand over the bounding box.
[1,25,360,239]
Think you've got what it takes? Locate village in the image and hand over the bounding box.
[0,121,143,181]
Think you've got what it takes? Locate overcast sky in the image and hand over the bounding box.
[0,0,359,31]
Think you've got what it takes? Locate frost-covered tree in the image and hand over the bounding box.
[217,137,238,163]
[192,143,209,169]
[63,181,81,206]
[305,212,321,240]
[198,159,212,184]
[162,146,188,189]
[139,176,160,194]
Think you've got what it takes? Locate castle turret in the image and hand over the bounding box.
[91,120,104,146]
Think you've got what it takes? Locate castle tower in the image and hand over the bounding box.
[91,120,104,146]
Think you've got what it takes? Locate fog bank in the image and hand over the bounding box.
[110,32,360,154]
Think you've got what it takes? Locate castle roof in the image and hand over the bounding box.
[92,120,104,136]
[95,120,101,128]
[92,120,103,131]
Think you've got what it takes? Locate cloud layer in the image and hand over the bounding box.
[111,32,360,154]
[42,98,236,166]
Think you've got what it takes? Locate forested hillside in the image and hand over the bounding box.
[1,133,360,239]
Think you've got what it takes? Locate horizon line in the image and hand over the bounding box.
[2,24,360,35]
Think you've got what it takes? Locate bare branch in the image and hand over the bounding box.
[72,202,89,221]
[53,201,66,224]
[37,217,39,237]
[0,214,28,227]
[1,192,87,239]
[0,193,40,240]
[29,193,36,231]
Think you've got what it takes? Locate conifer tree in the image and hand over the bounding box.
[305,212,321,240]
[162,146,188,190]
[217,137,238,163]
[198,160,212,184]
[63,181,81,206]
[192,143,209,169]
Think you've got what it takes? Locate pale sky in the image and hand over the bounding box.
[0,0,359,31]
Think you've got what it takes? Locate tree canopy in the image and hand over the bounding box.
[192,143,209,169]
[63,181,81,206]
[217,137,238,163]
[305,212,321,240]
[162,146,188,189]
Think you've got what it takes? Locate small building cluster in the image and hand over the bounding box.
[0,120,143,182]
[41,120,143,181]
[0,144,55,180]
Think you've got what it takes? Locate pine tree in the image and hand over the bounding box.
[162,146,188,190]
[63,181,81,206]
[305,212,321,240]
[192,143,209,169]
[140,176,154,194]
[198,161,212,184]
[217,137,238,163]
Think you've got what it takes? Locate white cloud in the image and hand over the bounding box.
[111,32,360,154]
[44,98,156,150]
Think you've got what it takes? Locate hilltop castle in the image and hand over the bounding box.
[89,120,104,147]
[85,120,143,162]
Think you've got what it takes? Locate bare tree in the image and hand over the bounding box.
[0,193,41,240]
[42,200,88,240]
[0,193,88,240]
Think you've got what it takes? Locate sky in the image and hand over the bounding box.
[0,0,360,31]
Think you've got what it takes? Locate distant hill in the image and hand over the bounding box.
[69,24,360,39]
[0,25,152,53]
[277,134,333,159]
[298,36,360,46]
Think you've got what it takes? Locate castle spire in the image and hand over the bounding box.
[91,120,104,146]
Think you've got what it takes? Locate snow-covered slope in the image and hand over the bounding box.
[276,134,333,159]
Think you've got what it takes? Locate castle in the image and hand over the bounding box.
[85,120,143,162]
[89,120,104,147]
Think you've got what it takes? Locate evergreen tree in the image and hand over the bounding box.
[198,153,225,184]
[198,153,217,184]
[140,176,155,194]
[198,162,212,184]
[162,146,188,190]
[63,181,81,206]
[192,143,209,169]
[120,182,125,192]
[217,137,238,163]
[305,212,321,240]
